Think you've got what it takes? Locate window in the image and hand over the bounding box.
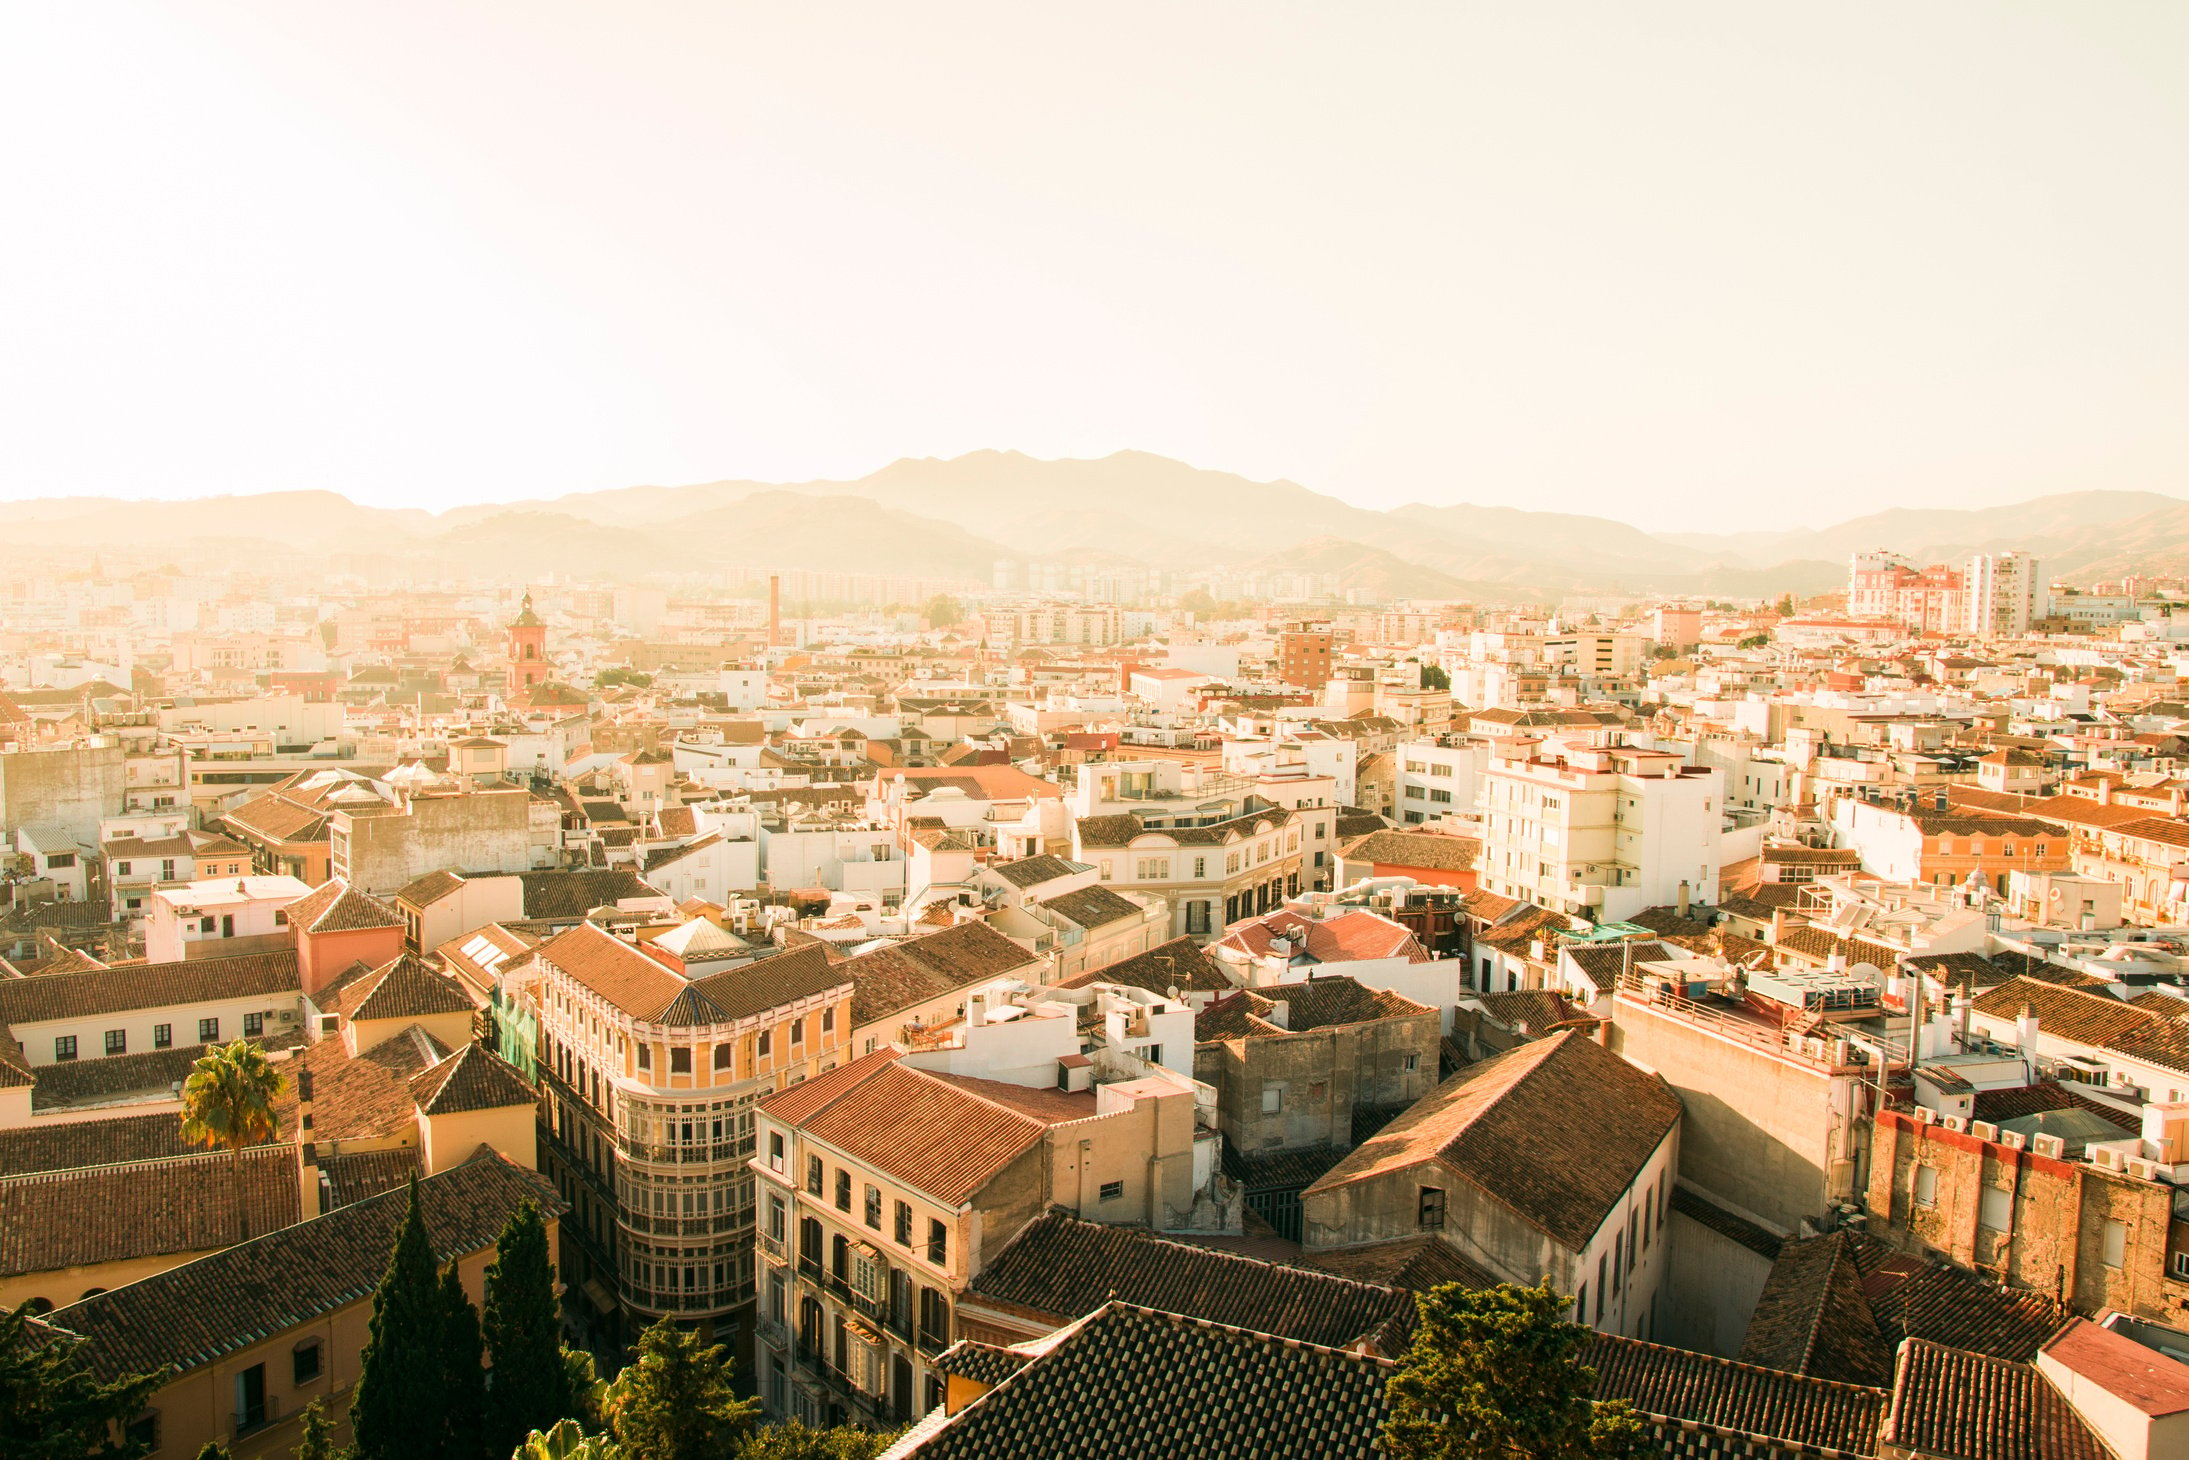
[895,1199,913,1246]
[790,1018,804,1046]
[670,1047,691,1074]
[1186,901,1211,935]
[636,1044,652,1071]
[1595,1258,1606,1322]
[806,1155,824,1196]
[221,915,234,938]
[1428,788,1453,804]
[767,1130,785,1169]
[1260,1086,1283,1114]
[1193,857,1206,878]
[926,1217,948,1266]
[1913,1164,1938,1207]
[714,1044,733,1070]
[124,1413,158,1452]
[1403,1054,1419,1073]
[54,1036,77,1062]
[104,1030,126,1055]
[292,1340,322,1385]
[1979,1186,2011,1233]
[273,909,288,927]
[2104,1219,2128,1270]
[757,1030,772,1058]
[835,1169,852,1212]
[1574,1285,1587,1324]
[114,861,132,876]
[1417,1186,1445,1229]
[1135,857,1171,881]
[821,1007,835,1035]
[243,1013,264,1037]
[865,1183,882,1230]
[2173,1252,2189,1281]
[153,1023,172,1049]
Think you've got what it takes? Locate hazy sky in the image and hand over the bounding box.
[4,4,2185,527]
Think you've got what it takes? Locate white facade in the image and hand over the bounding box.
[144,874,314,963]
[1477,745,1723,922]
[1965,552,2046,637]
[1395,740,1483,825]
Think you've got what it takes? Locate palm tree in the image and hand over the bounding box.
[179,1039,286,1243]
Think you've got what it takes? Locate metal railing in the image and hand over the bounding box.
[233,1397,280,1438]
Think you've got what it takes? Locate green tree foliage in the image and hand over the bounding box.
[193,1445,234,1460]
[595,668,654,689]
[562,1348,606,1435]
[1737,634,1771,650]
[921,594,963,629]
[1381,1281,1644,1460]
[513,1418,622,1460]
[734,1421,904,1460]
[1419,663,1450,692]
[442,1266,489,1460]
[601,1317,758,1460]
[483,1202,572,1455]
[294,1398,336,1460]
[178,1039,285,1242]
[351,1180,451,1460]
[1774,594,1796,617]
[0,1302,166,1460]
[1177,587,1221,618]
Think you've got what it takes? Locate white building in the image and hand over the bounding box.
[144,874,314,964]
[1965,552,2046,637]
[1395,739,1484,825]
[1477,743,1723,922]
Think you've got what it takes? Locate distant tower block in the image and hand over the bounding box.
[769,574,782,647]
[508,591,549,696]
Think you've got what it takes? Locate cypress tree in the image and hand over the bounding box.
[350,1179,447,1460]
[440,1266,488,1460]
[482,1200,570,1453]
[604,1317,759,1460]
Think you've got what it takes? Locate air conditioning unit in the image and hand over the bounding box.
[1970,1121,1999,1143]
[2032,1133,2067,1159]
[1941,1115,1969,1134]
[1999,1130,2028,1151]
[2095,1147,2128,1172]
[1913,1107,1938,1126]
[2128,1157,2161,1181]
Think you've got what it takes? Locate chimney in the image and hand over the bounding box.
[1954,989,1973,1051]
[967,993,986,1029]
[2017,1003,2040,1071]
[1267,999,1290,1030]
[1677,880,1691,919]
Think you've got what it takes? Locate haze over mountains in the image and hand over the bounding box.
[4,451,2181,598]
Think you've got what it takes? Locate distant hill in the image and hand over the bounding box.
[3,453,2179,596]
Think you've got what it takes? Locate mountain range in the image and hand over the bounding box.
[2,451,2181,599]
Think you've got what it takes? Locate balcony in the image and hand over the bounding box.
[233,1397,280,1438]
[759,1230,786,1264]
[755,1313,789,1349]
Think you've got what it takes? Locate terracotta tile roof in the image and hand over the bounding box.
[933,1340,1031,1387]
[1336,829,1480,872]
[48,1152,561,1381]
[1561,939,1681,987]
[288,1026,445,1142]
[0,1144,302,1281]
[989,854,1087,889]
[1880,1339,2105,1460]
[315,1146,422,1210]
[1739,1232,1893,1386]
[901,1302,1394,1460]
[286,879,403,934]
[1850,1236,2066,1361]
[0,950,299,1026]
[758,1047,903,1126]
[335,953,478,1022]
[1294,1234,1499,1293]
[1470,989,1591,1037]
[769,1058,1052,1206]
[0,1109,258,1176]
[1197,977,1433,1043]
[967,1212,1419,1351]
[1037,886,1143,930]
[535,922,692,1022]
[1588,1332,1886,1455]
[840,921,1043,1028]
[2040,1318,2189,1419]
[1306,1031,1681,1252]
[1971,1081,2143,1136]
[1971,976,2152,1050]
[1059,936,1234,994]
[392,868,468,908]
[686,944,849,1022]
[27,1034,302,1113]
[406,1043,534,1114]
[518,869,662,920]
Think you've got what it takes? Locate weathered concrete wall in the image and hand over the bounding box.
[1658,1204,1774,1356]
[0,744,127,847]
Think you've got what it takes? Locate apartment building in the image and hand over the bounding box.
[1394,738,1483,825]
[1477,742,1723,922]
[751,1044,1205,1427]
[529,918,852,1348]
[1068,759,1321,941]
[1275,621,1335,688]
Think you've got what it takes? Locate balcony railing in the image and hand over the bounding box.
[233,1397,280,1438]
[759,1230,786,1263]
